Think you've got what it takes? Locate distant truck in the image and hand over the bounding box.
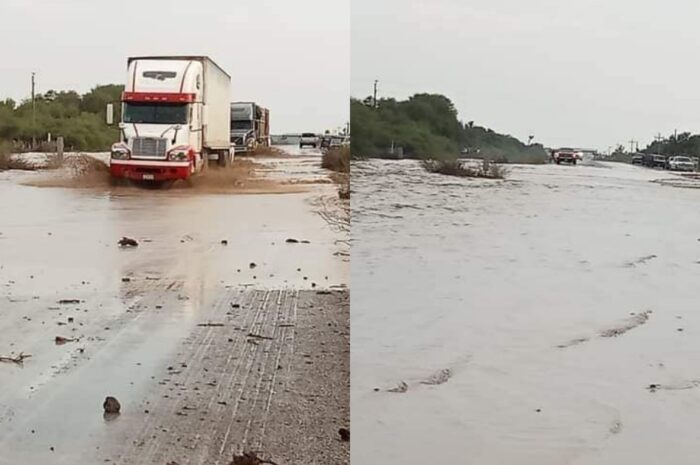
[230,102,270,153]
[642,153,667,169]
[109,56,232,183]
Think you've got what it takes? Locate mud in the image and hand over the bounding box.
[599,311,652,338]
[20,153,309,195]
[352,159,700,465]
[0,145,348,465]
[105,290,349,465]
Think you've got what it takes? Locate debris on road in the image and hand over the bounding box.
[249,262,257,269]
[221,239,228,245]
[231,451,279,465]
[247,333,274,340]
[420,368,452,385]
[118,237,138,247]
[285,238,311,244]
[55,336,77,345]
[0,352,31,365]
[57,299,81,304]
[600,310,652,338]
[197,323,225,327]
[103,396,121,414]
[387,381,408,393]
[338,427,350,441]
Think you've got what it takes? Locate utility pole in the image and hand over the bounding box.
[31,72,36,148]
[628,139,637,154]
[654,133,664,154]
[373,79,378,109]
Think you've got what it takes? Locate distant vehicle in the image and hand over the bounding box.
[299,133,319,148]
[109,55,232,183]
[320,135,332,149]
[320,135,349,150]
[643,154,668,169]
[230,102,270,153]
[631,155,644,165]
[668,156,695,172]
[552,150,577,165]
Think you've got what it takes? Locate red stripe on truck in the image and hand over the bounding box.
[121,92,195,103]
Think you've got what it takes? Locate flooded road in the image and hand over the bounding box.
[351,159,700,465]
[0,146,349,464]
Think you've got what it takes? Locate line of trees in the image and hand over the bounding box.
[350,93,547,163]
[643,132,700,157]
[0,84,122,151]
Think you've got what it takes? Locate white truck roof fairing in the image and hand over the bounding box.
[231,102,255,120]
[127,56,230,78]
[126,59,203,95]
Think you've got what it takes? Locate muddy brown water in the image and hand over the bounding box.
[0,146,348,464]
[351,159,700,465]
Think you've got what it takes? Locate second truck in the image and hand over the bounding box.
[230,102,270,154]
[109,55,232,183]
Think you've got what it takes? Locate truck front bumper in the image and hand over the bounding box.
[110,159,193,181]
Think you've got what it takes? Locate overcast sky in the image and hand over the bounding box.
[1,0,349,134]
[352,0,700,151]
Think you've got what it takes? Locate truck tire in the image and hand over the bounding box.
[572,159,577,165]
[218,149,230,167]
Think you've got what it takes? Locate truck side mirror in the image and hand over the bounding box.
[106,104,114,125]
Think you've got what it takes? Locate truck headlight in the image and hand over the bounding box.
[170,151,188,161]
[111,150,129,160]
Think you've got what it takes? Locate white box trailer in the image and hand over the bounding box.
[110,55,233,182]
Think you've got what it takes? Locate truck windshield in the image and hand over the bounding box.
[123,103,188,124]
[231,120,252,130]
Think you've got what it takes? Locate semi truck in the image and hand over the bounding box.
[230,102,270,153]
[109,56,232,182]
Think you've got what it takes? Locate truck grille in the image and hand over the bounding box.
[132,137,167,159]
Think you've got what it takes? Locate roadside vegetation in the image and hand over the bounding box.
[0,84,122,152]
[0,139,41,170]
[644,132,700,157]
[0,140,10,169]
[322,145,350,174]
[421,158,508,179]
[350,93,547,164]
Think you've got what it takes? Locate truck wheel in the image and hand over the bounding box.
[218,150,229,167]
[201,151,209,172]
[572,159,577,165]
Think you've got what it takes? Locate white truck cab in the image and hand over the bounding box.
[110,56,232,182]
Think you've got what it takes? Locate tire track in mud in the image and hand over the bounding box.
[114,289,340,465]
[121,288,258,463]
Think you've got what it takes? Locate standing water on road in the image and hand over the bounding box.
[0,146,349,465]
[351,159,700,465]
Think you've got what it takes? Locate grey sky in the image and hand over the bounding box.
[1,0,349,134]
[352,0,700,151]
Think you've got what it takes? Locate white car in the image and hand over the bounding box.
[668,156,695,172]
[299,133,319,148]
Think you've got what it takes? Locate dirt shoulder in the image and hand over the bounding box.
[110,289,349,465]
